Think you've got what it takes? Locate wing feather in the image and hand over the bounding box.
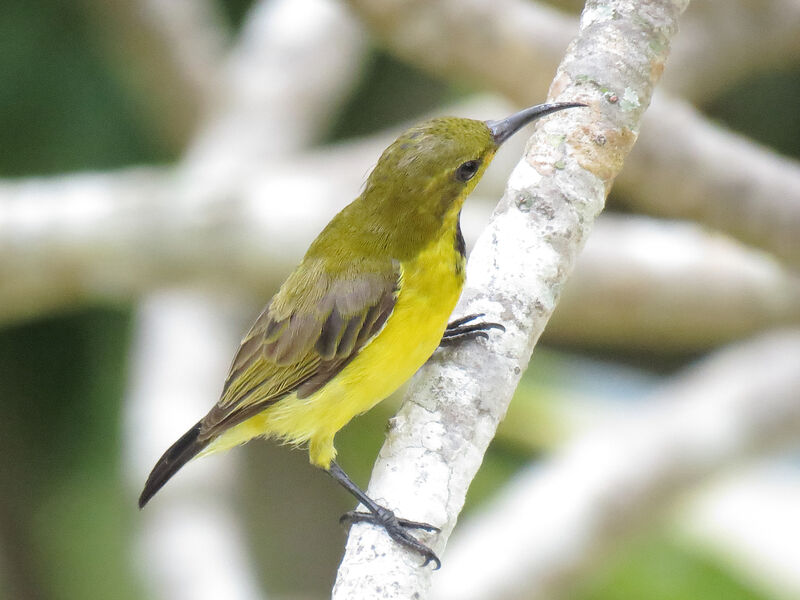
[197,258,401,442]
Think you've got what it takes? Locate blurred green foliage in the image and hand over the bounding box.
[707,66,800,158]
[0,0,166,597]
[219,0,257,30]
[324,50,463,142]
[0,310,138,600]
[0,0,169,176]
[0,0,797,599]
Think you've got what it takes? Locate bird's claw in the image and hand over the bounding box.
[339,508,442,569]
[341,510,440,532]
[441,313,505,346]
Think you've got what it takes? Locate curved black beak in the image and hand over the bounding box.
[486,102,587,146]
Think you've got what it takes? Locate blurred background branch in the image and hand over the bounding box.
[124,292,263,600]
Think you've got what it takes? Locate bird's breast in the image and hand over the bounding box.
[399,224,465,325]
[298,229,465,439]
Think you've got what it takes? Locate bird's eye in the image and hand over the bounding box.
[455,160,480,182]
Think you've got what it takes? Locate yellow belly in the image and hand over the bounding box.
[207,231,465,468]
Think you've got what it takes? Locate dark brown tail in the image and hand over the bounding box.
[138,421,209,508]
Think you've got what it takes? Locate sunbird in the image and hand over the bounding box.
[139,101,584,568]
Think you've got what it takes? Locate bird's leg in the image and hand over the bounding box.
[326,461,441,569]
[440,313,505,346]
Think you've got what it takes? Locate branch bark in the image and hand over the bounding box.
[332,0,689,596]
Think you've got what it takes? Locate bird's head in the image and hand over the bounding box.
[362,103,585,237]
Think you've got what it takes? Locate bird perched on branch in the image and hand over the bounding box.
[139,101,585,568]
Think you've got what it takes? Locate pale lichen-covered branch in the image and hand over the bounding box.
[332,0,689,597]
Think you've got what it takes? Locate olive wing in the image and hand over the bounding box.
[198,258,401,441]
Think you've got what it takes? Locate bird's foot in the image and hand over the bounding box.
[440,313,505,346]
[340,508,441,569]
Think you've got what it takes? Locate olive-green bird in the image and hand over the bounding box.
[139,101,584,568]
